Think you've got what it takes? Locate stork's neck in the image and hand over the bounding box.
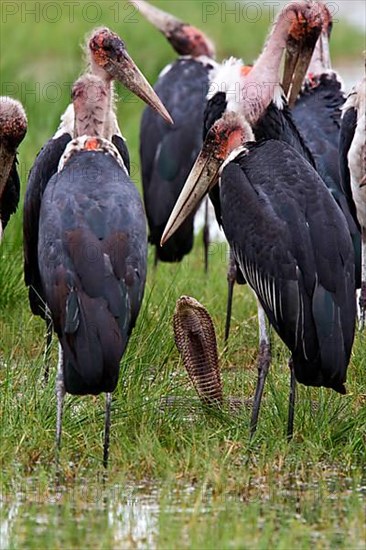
[74,103,105,137]
[239,7,296,123]
[103,79,121,140]
[74,79,109,137]
[250,8,294,85]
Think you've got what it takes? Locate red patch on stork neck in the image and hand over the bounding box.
[84,138,100,151]
[241,65,252,77]
[306,72,319,88]
[212,128,244,160]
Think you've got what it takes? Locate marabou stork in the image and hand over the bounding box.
[23,28,171,379]
[340,77,366,326]
[0,97,27,240]
[210,2,359,345]
[38,73,148,467]
[162,112,356,439]
[134,0,218,268]
[163,0,357,437]
[205,0,325,344]
[288,6,361,286]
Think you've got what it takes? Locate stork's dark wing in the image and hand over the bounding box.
[292,74,346,191]
[253,101,315,166]
[140,58,214,261]
[38,151,147,394]
[290,75,361,285]
[23,133,71,318]
[0,159,20,231]
[112,135,130,174]
[220,140,355,392]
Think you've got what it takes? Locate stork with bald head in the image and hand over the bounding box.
[38,73,148,467]
[205,0,325,342]
[288,4,361,288]
[134,0,217,269]
[162,1,357,437]
[0,97,27,240]
[23,27,171,379]
[162,107,356,439]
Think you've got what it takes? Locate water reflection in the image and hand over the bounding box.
[1,474,365,549]
[0,494,21,550]
[108,485,160,549]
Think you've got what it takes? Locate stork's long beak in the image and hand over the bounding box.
[282,17,323,107]
[161,146,222,246]
[106,50,173,124]
[283,33,321,107]
[132,0,182,35]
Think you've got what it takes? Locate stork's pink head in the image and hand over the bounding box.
[161,112,253,247]
[166,24,215,58]
[0,97,27,209]
[0,97,27,149]
[282,1,326,106]
[203,112,251,162]
[286,1,324,44]
[87,27,173,124]
[88,28,126,75]
[132,0,215,58]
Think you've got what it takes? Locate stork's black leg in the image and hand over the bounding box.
[359,232,366,329]
[287,358,296,440]
[154,247,158,268]
[224,248,237,344]
[55,344,65,465]
[103,392,112,469]
[250,302,271,438]
[43,308,53,383]
[203,197,210,274]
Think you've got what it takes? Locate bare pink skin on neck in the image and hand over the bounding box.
[85,55,115,137]
[240,1,320,122]
[73,79,109,137]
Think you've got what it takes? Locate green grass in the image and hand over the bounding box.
[1,1,365,549]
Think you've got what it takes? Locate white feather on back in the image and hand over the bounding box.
[344,78,366,228]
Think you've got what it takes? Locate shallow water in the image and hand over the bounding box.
[1,473,365,549]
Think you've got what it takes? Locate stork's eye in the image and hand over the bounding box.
[103,40,113,52]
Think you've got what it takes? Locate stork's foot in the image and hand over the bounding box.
[43,316,53,384]
[103,392,112,469]
[249,340,271,438]
[224,252,238,344]
[359,282,366,330]
[287,358,296,440]
[203,198,210,274]
[55,345,65,475]
[203,226,210,274]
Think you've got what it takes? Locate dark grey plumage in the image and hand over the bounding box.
[141,58,215,262]
[38,149,147,395]
[221,139,356,392]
